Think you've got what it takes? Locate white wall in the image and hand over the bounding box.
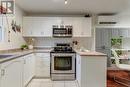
[119,12,130,49]
[115,14,130,27]
[0,5,26,50]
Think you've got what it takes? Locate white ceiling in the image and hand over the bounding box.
[16,0,130,15]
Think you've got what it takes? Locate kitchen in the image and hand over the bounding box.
[0,0,130,87]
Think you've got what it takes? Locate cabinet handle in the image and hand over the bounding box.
[1,69,5,76]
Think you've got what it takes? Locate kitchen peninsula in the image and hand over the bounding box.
[76,51,107,87]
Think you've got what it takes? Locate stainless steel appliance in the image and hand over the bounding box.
[53,25,73,38]
[50,43,76,81]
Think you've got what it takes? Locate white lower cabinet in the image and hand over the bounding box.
[0,53,50,87]
[23,54,35,86]
[0,58,23,87]
[76,54,107,87]
[35,53,50,77]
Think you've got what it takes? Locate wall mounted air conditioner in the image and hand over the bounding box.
[97,15,117,25]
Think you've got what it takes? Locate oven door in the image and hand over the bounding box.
[51,53,75,74]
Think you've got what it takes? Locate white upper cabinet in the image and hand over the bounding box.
[23,17,40,36]
[72,17,83,37]
[81,17,92,37]
[23,17,92,37]
[71,17,92,37]
[40,17,53,37]
[23,17,53,37]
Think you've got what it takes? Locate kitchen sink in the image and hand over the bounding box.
[0,55,14,58]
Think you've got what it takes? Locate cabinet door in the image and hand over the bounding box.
[0,58,23,87]
[73,17,92,37]
[23,17,43,36]
[23,54,35,86]
[35,53,50,77]
[28,54,35,78]
[41,17,52,37]
[81,18,92,37]
[73,18,82,37]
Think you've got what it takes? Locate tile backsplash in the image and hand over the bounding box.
[29,37,94,50]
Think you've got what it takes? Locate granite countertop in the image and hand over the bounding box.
[75,50,107,56]
[0,49,52,64]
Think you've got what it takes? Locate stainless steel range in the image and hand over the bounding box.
[50,43,76,81]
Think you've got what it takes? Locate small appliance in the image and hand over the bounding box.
[53,25,73,38]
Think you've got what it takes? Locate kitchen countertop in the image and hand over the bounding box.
[75,50,107,56]
[0,49,52,64]
[0,48,107,64]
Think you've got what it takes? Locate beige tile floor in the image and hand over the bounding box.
[27,79,79,87]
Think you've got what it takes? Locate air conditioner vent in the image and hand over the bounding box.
[99,22,117,24]
[98,16,117,25]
